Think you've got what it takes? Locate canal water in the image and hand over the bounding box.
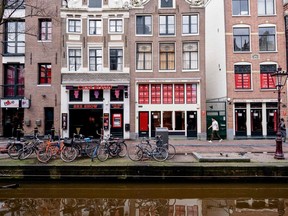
[0,181,287,215]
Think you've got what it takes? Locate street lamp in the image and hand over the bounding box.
[271,67,288,159]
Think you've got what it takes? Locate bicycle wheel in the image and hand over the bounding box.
[7,143,23,160]
[118,142,127,157]
[97,145,109,162]
[18,145,33,160]
[85,141,99,158]
[152,147,168,162]
[128,145,143,161]
[108,142,118,157]
[60,146,78,162]
[167,144,176,160]
[36,148,52,163]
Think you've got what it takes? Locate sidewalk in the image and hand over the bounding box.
[0,137,287,181]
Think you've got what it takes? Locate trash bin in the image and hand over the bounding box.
[155,127,169,144]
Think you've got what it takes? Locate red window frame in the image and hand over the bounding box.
[151,84,161,104]
[163,84,173,104]
[174,84,184,104]
[186,84,197,104]
[138,84,149,104]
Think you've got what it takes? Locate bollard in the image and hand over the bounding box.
[51,126,55,140]
[16,126,22,141]
[34,127,38,137]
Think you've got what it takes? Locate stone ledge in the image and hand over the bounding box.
[192,152,251,162]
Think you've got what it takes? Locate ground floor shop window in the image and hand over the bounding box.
[163,111,172,130]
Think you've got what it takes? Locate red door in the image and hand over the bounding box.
[139,112,149,137]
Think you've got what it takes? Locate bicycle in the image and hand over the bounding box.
[94,134,127,162]
[128,139,168,162]
[154,135,176,160]
[70,133,100,158]
[6,137,27,160]
[17,134,44,160]
[37,136,78,163]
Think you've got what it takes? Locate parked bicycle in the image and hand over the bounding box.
[6,137,26,160]
[18,134,44,160]
[94,134,127,162]
[128,137,168,162]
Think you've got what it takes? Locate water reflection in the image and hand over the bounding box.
[0,182,287,215]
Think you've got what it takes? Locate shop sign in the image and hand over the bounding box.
[69,104,103,109]
[110,104,123,109]
[1,99,19,108]
[21,99,30,108]
[66,85,113,90]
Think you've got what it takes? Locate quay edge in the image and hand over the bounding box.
[0,163,288,182]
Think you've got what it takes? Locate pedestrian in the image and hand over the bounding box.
[280,118,286,142]
[208,118,222,143]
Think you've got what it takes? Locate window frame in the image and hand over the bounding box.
[233,26,251,52]
[162,84,173,104]
[159,43,175,71]
[89,47,103,72]
[4,64,25,98]
[138,84,149,104]
[38,63,52,85]
[109,18,123,34]
[136,43,152,71]
[109,48,123,71]
[136,15,152,35]
[259,25,276,52]
[38,19,52,41]
[232,0,250,16]
[234,64,252,89]
[258,0,275,16]
[88,19,102,35]
[182,14,199,35]
[88,0,102,8]
[159,0,174,8]
[67,19,82,33]
[69,90,83,102]
[159,15,175,36]
[182,42,199,71]
[4,20,25,55]
[68,48,82,72]
[260,64,277,89]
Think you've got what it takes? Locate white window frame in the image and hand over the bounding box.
[258,24,277,52]
[88,47,103,72]
[67,47,82,72]
[135,15,153,36]
[88,18,102,36]
[108,18,123,34]
[67,18,82,34]
[109,47,124,72]
[182,42,199,71]
[258,0,275,16]
[182,14,199,35]
[159,15,175,36]
[232,0,250,16]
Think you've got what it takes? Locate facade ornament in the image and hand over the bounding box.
[186,0,205,6]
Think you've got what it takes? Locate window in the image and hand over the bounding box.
[258,0,275,15]
[89,48,102,71]
[38,64,51,84]
[186,84,197,104]
[69,90,83,101]
[174,84,184,104]
[163,111,172,130]
[111,88,124,101]
[4,21,25,55]
[136,43,152,70]
[138,84,149,104]
[183,43,198,70]
[233,27,250,52]
[182,15,198,34]
[5,0,25,8]
[110,49,123,71]
[90,89,103,101]
[89,0,102,8]
[68,19,81,33]
[4,64,24,97]
[109,19,122,33]
[160,0,173,8]
[151,84,161,104]
[234,65,251,89]
[136,15,152,35]
[68,48,81,71]
[159,15,175,35]
[260,64,276,89]
[89,19,101,35]
[259,26,276,51]
[160,43,175,70]
[163,84,173,104]
[39,19,52,41]
[232,0,249,15]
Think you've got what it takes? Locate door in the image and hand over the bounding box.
[139,111,149,137]
[151,111,161,137]
[267,109,277,136]
[235,109,247,136]
[251,109,262,136]
[110,109,123,138]
[187,111,197,138]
